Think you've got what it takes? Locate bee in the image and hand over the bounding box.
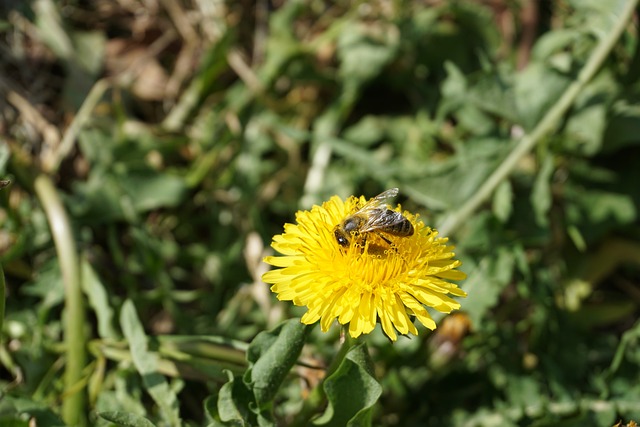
[333,188,414,249]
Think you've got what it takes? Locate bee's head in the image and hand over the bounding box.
[343,217,361,233]
[334,227,350,247]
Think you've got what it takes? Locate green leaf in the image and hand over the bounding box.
[0,264,4,347]
[0,142,10,172]
[337,22,399,86]
[120,300,181,426]
[0,396,66,427]
[570,300,636,329]
[71,30,105,75]
[605,318,640,381]
[581,191,636,224]
[564,71,617,155]
[313,343,382,427]
[505,375,542,409]
[492,180,513,223]
[343,116,386,147]
[440,63,517,133]
[71,168,187,223]
[245,319,308,407]
[531,154,554,227]
[564,101,607,155]
[567,0,630,38]
[603,100,640,153]
[98,411,156,427]
[33,0,73,59]
[438,62,468,119]
[81,259,117,339]
[213,371,255,427]
[0,417,30,427]
[462,248,515,326]
[121,172,187,213]
[531,29,579,60]
[515,62,571,130]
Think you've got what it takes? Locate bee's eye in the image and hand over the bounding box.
[334,229,349,247]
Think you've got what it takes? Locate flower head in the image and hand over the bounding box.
[262,190,466,341]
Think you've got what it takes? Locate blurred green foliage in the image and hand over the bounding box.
[1,0,640,426]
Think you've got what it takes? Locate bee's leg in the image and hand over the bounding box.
[377,233,399,253]
[378,234,393,245]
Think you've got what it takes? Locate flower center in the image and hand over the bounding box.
[333,238,409,293]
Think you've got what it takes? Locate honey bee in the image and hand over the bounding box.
[333,188,414,249]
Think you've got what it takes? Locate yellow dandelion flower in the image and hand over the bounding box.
[262,189,467,341]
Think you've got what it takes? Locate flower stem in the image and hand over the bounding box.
[290,329,357,427]
[34,175,87,426]
[437,0,639,237]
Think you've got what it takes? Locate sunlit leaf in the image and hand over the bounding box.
[245,319,308,407]
[120,300,181,426]
[98,411,156,427]
[314,343,382,427]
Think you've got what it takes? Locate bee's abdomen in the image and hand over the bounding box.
[390,219,414,236]
[383,210,414,236]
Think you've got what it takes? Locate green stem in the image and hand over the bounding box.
[0,263,5,345]
[34,175,86,426]
[290,329,357,427]
[437,0,639,237]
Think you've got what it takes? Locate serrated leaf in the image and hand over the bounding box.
[492,179,513,223]
[245,319,308,407]
[313,343,381,427]
[120,300,181,426]
[98,411,156,427]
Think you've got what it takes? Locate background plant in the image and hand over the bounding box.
[1,0,640,426]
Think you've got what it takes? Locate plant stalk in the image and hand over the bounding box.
[437,0,639,237]
[34,175,86,426]
[0,263,5,344]
[290,328,356,427]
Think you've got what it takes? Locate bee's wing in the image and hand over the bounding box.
[353,188,399,216]
[360,209,406,233]
[353,188,404,232]
[372,188,398,203]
